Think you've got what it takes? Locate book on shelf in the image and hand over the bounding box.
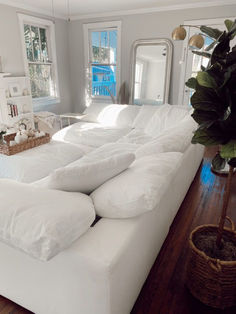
[7,103,19,118]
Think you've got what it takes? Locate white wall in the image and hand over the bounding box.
[68,4,236,112]
[0,3,72,114]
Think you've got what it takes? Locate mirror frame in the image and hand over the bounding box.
[130,38,173,105]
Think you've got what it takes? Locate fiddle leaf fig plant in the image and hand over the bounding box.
[186,19,236,247]
[186,19,236,171]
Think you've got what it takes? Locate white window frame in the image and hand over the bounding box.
[83,21,121,103]
[178,17,234,106]
[18,14,60,109]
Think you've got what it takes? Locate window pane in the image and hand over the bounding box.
[100,31,109,63]
[29,64,54,98]
[31,26,41,61]
[92,65,116,97]
[91,32,100,63]
[109,30,117,64]
[39,28,49,62]
[24,24,33,61]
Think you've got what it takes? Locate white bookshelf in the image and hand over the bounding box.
[0,75,34,129]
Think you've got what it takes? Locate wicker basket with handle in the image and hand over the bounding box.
[186,217,236,309]
[0,132,50,156]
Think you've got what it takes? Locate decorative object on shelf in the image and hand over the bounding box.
[172,24,205,49]
[22,88,29,96]
[178,19,236,309]
[9,82,21,97]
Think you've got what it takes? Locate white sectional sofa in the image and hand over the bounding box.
[0,103,204,314]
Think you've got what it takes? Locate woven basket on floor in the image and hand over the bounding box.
[0,132,50,156]
[186,217,236,309]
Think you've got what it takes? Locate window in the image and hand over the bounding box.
[18,14,60,107]
[178,18,234,107]
[84,21,121,102]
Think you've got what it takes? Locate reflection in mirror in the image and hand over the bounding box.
[130,39,172,106]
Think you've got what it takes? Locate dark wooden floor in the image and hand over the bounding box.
[0,147,236,314]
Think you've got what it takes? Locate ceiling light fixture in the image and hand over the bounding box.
[172,25,205,49]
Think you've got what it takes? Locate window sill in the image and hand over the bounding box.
[33,97,60,111]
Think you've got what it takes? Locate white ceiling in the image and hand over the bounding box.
[0,0,234,20]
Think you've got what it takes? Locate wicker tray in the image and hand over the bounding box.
[0,132,50,156]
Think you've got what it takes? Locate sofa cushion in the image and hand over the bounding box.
[136,117,197,158]
[0,179,95,261]
[91,152,183,218]
[47,153,135,194]
[132,105,159,129]
[145,104,191,137]
[83,103,140,127]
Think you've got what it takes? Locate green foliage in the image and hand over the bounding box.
[220,141,236,159]
[212,153,226,171]
[187,19,236,165]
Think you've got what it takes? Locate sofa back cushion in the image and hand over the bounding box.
[144,104,191,137]
[83,103,140,128]
[132,105,159,129]
[135,117,197,158]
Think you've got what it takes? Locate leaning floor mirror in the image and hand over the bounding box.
[130,38,173,106]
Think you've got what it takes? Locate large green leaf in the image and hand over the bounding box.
[191,128,223,146]
[192,109,219,125]
[200,26,223,39]
[190,87,223,113]
[196,72,217,89]
[220,140,236,158]
[212,153,226,171]
[225,19,234,32]
[185,77,197,89]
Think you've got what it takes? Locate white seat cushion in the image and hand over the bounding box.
[91,152,183,218]
[47,153,135,194]
[83,103,140,127]
[0,179,95,261]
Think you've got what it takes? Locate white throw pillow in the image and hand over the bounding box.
[132,105,159,129]
[145,104,191,137]
[0,179,95,261]
[91,152,183,218]
[83,103,140,127]
[47,153,135,194]
[136,117,197,158]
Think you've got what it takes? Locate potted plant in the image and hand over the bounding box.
[185,19,236,309]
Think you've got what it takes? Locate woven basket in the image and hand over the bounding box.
[0,133,50,156]
[186,217,236,309]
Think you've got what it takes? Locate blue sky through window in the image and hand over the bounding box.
[90,30,117,97]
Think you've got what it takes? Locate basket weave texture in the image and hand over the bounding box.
[186,220,236,309]
[0,133,50,156]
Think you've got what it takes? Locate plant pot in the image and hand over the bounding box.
[186,219,236,309]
